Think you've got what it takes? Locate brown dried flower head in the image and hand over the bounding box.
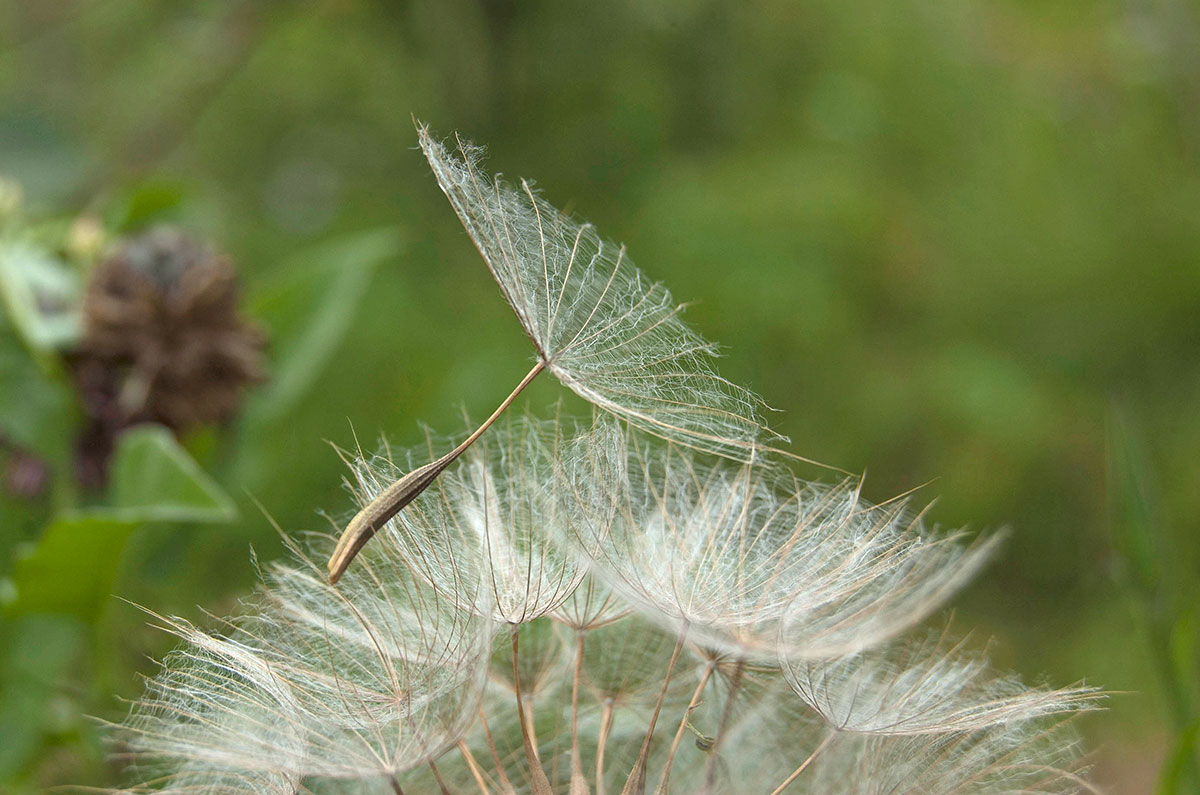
[70,226,265,486]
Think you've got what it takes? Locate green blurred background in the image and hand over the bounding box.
[1,1,1198,791]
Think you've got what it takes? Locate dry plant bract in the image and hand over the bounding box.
[328,124,782,583]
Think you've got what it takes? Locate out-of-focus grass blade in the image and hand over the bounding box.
[1106,408,1165,598]
[1107,406,1199,793]
[1171,610,1200,728]
[1160,724,1200,795]
[245,226,402,424]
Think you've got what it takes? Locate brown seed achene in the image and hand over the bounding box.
[328,360,544,583]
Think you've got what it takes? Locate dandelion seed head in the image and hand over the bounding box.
[809,718,1093,795]
[347,410,615,626]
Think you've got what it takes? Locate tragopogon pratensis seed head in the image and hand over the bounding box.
[115,415,1097,794]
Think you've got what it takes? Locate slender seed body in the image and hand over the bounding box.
[328,361,544,582]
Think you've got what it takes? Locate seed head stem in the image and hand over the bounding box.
[511,625,555,795]
[429,759,452,795]
[596,698,616,795]
[705,658,745,791]
[620,624,688,795]
[457,740,493,794]
[654,660,715,795]
[478,708,516,794]
[570,629,589,794]
[768,730,836,795]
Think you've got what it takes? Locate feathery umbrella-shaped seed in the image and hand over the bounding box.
[112,765,300,795]
[780,625,1100,735]
[416,124,779,461]
[327,124,783,582]
[805,718,1095,795]
[571,433,997,660]
[552,573,632,633]
[342,412,622,793]
[118,532,495,789]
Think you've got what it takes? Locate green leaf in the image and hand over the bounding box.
[108,425,237,523]
[246,227,401,424]
[0,240,82,357]
[105,181,185,231]
[1170,609,1200,721]
[0,325,73,453]
[0,615,85,778]
[3,427,235,618]
[3,516,137,619]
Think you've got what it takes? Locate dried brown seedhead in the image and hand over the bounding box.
[69,226,265,487]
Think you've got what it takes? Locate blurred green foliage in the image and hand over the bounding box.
[1108,409,1200,792]
[0,0,1197,791]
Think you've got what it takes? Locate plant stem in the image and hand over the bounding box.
[429,760,452,795]
[328,361,544,582]
[478,708,516,794]
[596,697,615,795]
[704,659,745,791]
[511,625,555,795]
[768,731,835,795]
[458,740,493,794]
[570,629,589,794]
[654,661,715,795]
[620,625,688,795]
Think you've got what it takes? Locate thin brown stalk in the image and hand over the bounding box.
[654,660,715,795]
[768,731,836,795]
[459,739,494,794]
[711,660,745,750]
[523,694,541,761]
[479,708,516,794]
[511,626,555,795]
[620,626,688,795]
[429,759,452,795]
[389,775,405,795]
[327,361,544,582]
[596,697,616,795]
[704,659,745,792]
[570,629,590,794]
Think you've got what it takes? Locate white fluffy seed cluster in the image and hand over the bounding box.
[115,414,1097,794]
[114,129,1099,793]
